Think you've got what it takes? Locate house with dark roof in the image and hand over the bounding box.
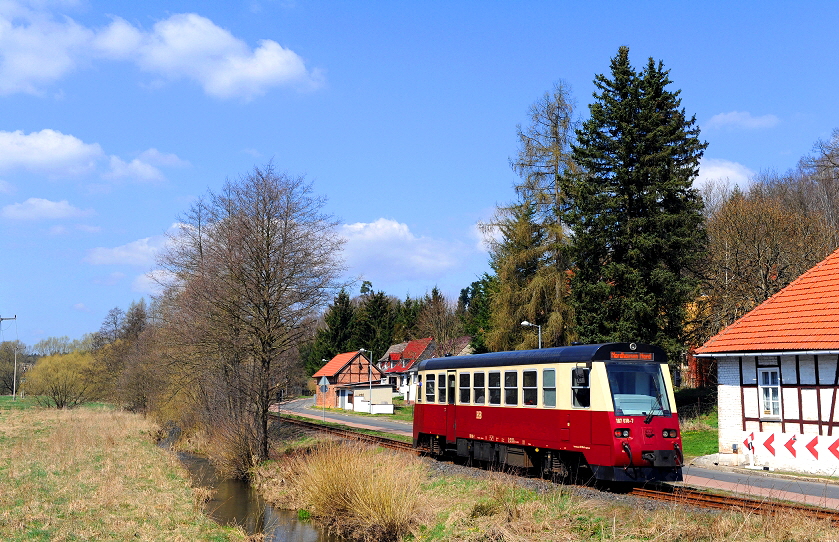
[312,351,389,412]
[695,248,839,474]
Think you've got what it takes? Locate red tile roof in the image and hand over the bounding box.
[697,248,839,354]
[312,351,365,377]
[402,337,432,362]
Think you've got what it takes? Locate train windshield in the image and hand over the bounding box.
[605,362,671,417]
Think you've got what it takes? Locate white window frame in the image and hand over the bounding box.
[758,367,781,419]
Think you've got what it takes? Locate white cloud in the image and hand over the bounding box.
[48,224,68,235]
[341,218,465,282]
[132,269,174,295]
[1,197,92,220]
[85,234,167,266]
[0,179,13,194]
[706,111,779,130]
[0,129,185,183]
[137,148,190,167]
[133,13,322,99]
[0,129,103,176]
[73,302,91,312]
[104,155,164,182]
[0,3,93,94]
[0,6,322,99]
[696,158,755,190]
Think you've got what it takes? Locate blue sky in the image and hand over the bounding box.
[1,0,838,344]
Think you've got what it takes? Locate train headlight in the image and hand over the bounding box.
[662,429,678,438]
[614,428,631,438]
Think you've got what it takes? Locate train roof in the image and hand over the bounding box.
[415,343,667,371]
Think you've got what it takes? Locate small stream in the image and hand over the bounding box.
[177,452,338,541]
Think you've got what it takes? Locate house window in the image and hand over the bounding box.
[504,371,518,406]
[571,367,590,408]
[437,373,447,403]
[523,370,537,406]
[425,374,435,403]
[488,372,501,405]
[473,372,486,404]
[459,373,471,403]
[758,368,781,418]
[543,369,556,407]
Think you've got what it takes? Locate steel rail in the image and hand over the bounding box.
[274,413,416,453]
[629,486,839,525]
[274,413,839,525]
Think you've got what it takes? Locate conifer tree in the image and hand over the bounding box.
[568,46,707,359]
[482,82,577,350]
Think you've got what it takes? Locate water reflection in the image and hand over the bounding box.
[178,452,337,541]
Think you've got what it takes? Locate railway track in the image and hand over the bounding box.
[275,414,839,525]
[629,485,839,526]
[275,414,416,453]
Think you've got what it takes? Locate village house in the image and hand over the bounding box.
[377,336,475,403]
[312,351,392,414]
[695,248,839,475]
[378,337,434,403]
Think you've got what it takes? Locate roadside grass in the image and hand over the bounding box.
[0,405,246,541]
[677,390,719,460]
[0,395,39,410]
[257,443,839,541]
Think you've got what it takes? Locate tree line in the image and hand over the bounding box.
[11,46,839,478]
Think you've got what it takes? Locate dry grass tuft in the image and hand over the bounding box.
[0,406,244,541]
[255,441,426,541]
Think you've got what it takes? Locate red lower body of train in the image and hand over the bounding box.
[413,402,682,483]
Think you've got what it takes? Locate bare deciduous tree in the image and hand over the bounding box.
[158,165,345,472]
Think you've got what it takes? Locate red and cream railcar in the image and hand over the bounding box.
[413,343,682,483]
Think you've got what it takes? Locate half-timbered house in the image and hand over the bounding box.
[695,248,839,474]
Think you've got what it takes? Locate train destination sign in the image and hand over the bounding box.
[610,351,654,361]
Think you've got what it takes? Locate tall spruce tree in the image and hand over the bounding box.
[352,290,396,362]
[568,46,707,360]
[303,289,356,375]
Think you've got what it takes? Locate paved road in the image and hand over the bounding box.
[277,398,839,509]
[682,464,839,509]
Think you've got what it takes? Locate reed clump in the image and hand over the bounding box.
[256,441,425,541]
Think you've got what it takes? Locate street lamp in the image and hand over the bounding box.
[359,348,373,413]
[521,320,542,349]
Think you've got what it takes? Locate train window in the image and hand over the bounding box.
[473,372,486,404]
[488,372,501,405]
[425,374,435,403]
[571,367,590,408]
[543,369,556,407]
[522,370,537,406]
[459,373,471,403]
[504,371,518,405]
[447,373,456,405]
[438,373,447,403]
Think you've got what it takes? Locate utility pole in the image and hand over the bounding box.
[0,315,17,400]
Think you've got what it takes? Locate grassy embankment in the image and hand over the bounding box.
[675,388,720,460]
[256,438,838,541]
[0,396,246,541]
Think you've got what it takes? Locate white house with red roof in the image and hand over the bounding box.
[696,248,839,474]
[379,337,434,403]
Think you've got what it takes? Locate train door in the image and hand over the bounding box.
[446,370,457,442]
[568,366,592,444]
